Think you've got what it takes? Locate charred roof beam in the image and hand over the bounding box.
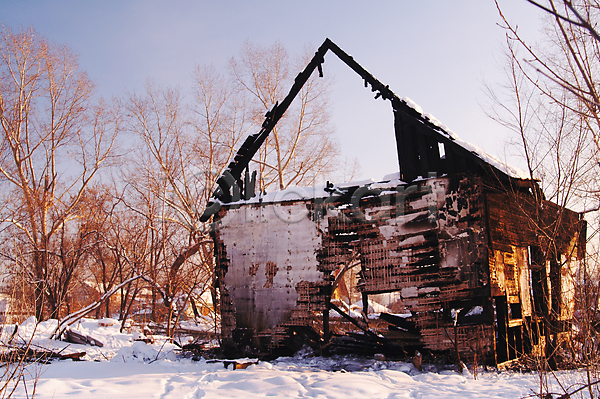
[200,38,523,223]
[201,38,398,221]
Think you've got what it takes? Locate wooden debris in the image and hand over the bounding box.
[413,351,422,371]
[0,346,86,364]
[63,329,103,347]
[207,359,259,370]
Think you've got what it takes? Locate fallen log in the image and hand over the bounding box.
[0,346,86,365]
[63,329,103,347]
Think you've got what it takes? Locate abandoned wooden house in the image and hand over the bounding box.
[205,39,586,365]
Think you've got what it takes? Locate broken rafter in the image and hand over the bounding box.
[201,38,399,219]
[328,301,379,340]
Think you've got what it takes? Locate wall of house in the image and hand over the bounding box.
[485,189,584,363]
[318,175,494,356]
[214,174,500,358]
[214,202,329,353]
[213,174,583,362]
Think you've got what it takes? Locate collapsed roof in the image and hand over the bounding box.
[201,38,529,218]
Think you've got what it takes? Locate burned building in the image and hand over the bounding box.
[205,39,585,365]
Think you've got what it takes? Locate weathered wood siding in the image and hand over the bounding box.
[213,174,583,361]
[485,189,585,363]
[318,175,493,354]
[215,174,497,357]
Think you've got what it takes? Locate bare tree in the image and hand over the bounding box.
[486,32,598,208]
[190,65,251,202]
[116,41,342,336]
[124,81,216,336]
[491,1,600,395]
[0,27,119,320]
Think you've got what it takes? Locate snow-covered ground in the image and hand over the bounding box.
[3,317,595,398]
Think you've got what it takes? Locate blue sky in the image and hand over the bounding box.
[1,1,543,181]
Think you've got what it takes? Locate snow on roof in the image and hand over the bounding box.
[229,175,408,206]
[231,184,329,205]
[400,97,529,180]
